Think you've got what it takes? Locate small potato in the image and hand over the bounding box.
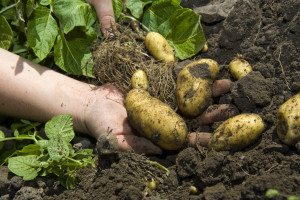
[209,113,264,152]
[145,32,175,62]
[201,42,208,53]
[176,59,219,117]
[229,55,252,80]
[277,93,300,146]
[131,69,149,90]
[125,89,187,150]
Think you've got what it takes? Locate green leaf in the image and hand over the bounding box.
[54,28,95,77]
[44,114,74,142]
[18,144,41,156]
[142,0,206,60]
[27,6,58,61]
[0,15,13,50]
[8,155,41,180]
[165,9,206,60]
[47,138,70,161]
[112,0,123,20]
[126,0,152,19]
[53,0,97,34]
[38,0,50,6]
[265,189,279,198]
[142,0,181,33]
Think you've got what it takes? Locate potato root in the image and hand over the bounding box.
[131,69,149,90]
[145,32,175,63]
[229,55,252,80]
[176,59,220,117]
[125,89,187,150]
[277,93,300,146]
[209,113,264,152]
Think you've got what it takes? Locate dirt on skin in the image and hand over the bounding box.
[0,0,299,199]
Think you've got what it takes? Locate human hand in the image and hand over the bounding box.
[83,84,163,155]
[88,0,119,37]
[83,80,235,154]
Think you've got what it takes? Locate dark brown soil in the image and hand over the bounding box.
[1,0,299,199]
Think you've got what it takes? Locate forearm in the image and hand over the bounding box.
[0,48,91,133]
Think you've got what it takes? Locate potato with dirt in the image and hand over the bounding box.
[145,32,175,63]
[131,69,149,90]
[125,89,187,150]
[176,59,219,117]
[276,93,300,146]
[229,55,253,80]
[209,113,265,152]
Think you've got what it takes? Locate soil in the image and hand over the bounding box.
[0,0,299,199]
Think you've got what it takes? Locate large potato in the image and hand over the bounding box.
[229,55,253,80]
[176,59,219,117]
[145,32,175,63]
[277,93,300,146]
[131,69,149,90]
[209,113,264,152]
[125,89,187,150]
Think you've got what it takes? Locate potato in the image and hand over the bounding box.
[201,42,208,53]
[209,113,264,152]
[276,93,300,146]
[229,55,253,80]
[125,89,187,150]
[176,59,219,117]
[131,69,149,90]
[145,32,175,62]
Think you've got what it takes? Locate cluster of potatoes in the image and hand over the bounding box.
[125,32,300,151]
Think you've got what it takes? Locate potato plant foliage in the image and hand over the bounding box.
[0,0,206,77]
[0,115,96,190]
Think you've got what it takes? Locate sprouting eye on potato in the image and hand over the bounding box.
[229,55,253,80]
[125,89,188,150]
[145,32,175,63]
[276,93,300,146]
[176,59,220,117]
[131,69,149,90]
[209,113,265,152]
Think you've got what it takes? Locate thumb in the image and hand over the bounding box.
[91,0,116,36]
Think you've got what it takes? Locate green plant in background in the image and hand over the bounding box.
[0,0,99,77]
[0,114,96,189]
[0,0,206,78]
[266,189,300,200]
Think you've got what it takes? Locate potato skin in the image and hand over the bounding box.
[209,113,264,152]
[229,56,253,80]
[125,89,187,150]
[277,93,300,146]
[176,59,219,117]
[145,32,174,63]
[131,70,149,90]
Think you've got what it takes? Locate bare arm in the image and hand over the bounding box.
[0,48,91,134]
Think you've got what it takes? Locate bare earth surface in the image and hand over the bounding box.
[0,0,299,199]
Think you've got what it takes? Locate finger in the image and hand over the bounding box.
[212,79,232,97]
[190,104,239,128]
[116,135,163,155]
[91,0,116,36]
[188,132,212,148]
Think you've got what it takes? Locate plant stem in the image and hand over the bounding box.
[0,2,18,15]
[147,160,169,176]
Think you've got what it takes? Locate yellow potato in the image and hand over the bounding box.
[229,55,253,80]
[131,69,149,90]
[125,89,187,150]
[176,59,219,117]
[277,93,300,146]
[145,32,175,63]
[209,113,265,152]
[201,42,208,53]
